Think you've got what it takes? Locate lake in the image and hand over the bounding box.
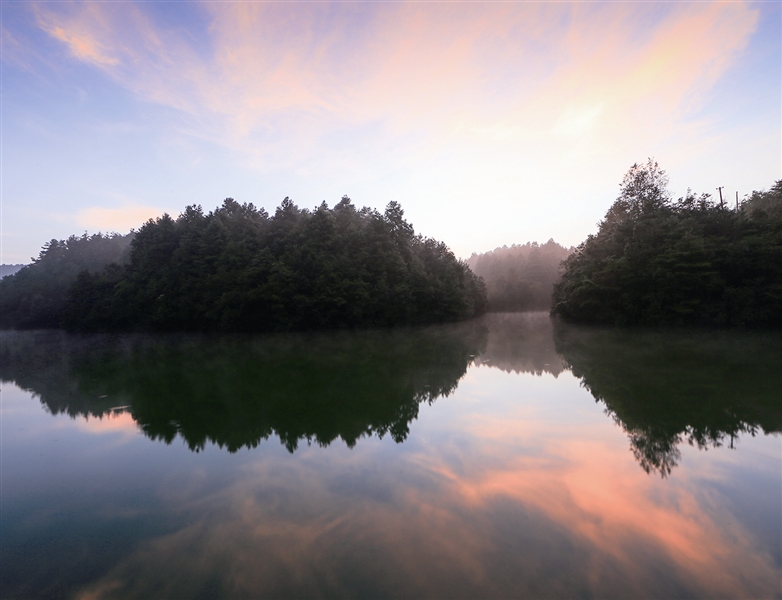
[1,313,780,599]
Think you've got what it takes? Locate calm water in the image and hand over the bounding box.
[1,314,780,599]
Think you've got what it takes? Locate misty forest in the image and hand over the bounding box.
[1,197,487,332]
[467,240,573,312]
[2,162,779,333]
[0,164,782,331]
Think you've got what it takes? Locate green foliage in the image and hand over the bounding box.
[552,160,782,327]
[58,197,486,332]
[0,233,133,329]
[467,240,572,311]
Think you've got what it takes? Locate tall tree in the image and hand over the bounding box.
[552,162,782,327]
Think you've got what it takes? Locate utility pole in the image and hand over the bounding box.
[717,186,724,208]
[736,191,739,211]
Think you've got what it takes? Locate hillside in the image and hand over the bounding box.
[467,240,573,312]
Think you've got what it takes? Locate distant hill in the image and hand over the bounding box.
[0,264,25,279]
[467,240,573,312]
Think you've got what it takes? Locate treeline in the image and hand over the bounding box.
[0,233,133,328]
[1,197,486,332]
[466,240,572,311]
[552,160,782,327]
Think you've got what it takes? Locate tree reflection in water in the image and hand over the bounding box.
[473,312,567,376]
[0,323,487,453]
[554,323,782,476]
[3,315,780,476]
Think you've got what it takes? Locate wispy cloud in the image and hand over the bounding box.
[26,1,758,176]
[3,0,766,258]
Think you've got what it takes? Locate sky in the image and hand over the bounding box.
[1,1,780,263]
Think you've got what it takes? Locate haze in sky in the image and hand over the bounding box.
[2,1,779,263]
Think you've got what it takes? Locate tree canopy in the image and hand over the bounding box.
[552,160,782,327]
[0,232,133,329]
[2,197,486,332]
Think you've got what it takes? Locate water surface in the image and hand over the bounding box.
[2,314,780,598]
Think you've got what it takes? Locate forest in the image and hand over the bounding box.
[0,233,133,329]
[0,197,487,332]
[4,164,780,332]
[552,161,782,327]
[0,264,25,279]
[467,240,572,311]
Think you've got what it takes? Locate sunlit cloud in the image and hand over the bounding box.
[65,367,779,599]
[552,103,606,137]
[77,204,165,231]
[433,433,777,597]
[43,26,119,67]
[28,1,758,175]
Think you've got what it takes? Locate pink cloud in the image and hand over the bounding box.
[29,2,758,158]
[19,0,767,255]
[75,410,140,438]
[70,409,778,598]
[34,4,120,66]
[77,204,165,232]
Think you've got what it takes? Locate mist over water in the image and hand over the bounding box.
[1,314,780,598]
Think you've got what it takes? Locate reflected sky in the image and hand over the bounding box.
[1,316,780,598]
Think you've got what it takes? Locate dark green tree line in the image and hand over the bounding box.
[552,160,782,326]
[2,197,486,332]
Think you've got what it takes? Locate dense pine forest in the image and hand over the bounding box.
[0,197,487,332]
[552,161,782,327]
[467,240,573,311]
[0,233,133,329]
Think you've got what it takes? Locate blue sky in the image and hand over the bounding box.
[2,1,780,263]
